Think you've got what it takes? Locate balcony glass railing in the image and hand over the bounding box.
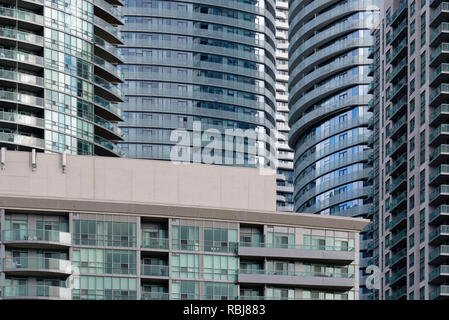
[3,257,71,273]
[431,22,449,44]
[430,285,449,300]
[2,229,71,245]
[140,264,169,277]
[430,205,449,222]
[430,185,449,203]
[389,248,406,266]
[239,242,354,252]
[429,225,449,242]
[429,265,449,282]
[141,238,169,249]
[429,245,449,261]
[3,285,71,299]
[141,292,169,300]
[430,124,449,143]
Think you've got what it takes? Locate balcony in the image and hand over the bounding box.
[386,96,407,121]
[0,28,43,49]
[141,292,169,300]
[238,242,355,264]
[431,43,449,67]
[94,134,123,157]
[386,19,407,46]
[429,165,449,186]
[389,191,407,212]
[431,64,449,87]
[3,257,72,276]
[386,210,407,232]
[431,2,449,27]
[430,104,449,127]
[2,229,71,248]
[93,0,124,25]
[388,267,407,286]
[238,270,355,289]
[141,238,169,250]
[386,57,407,83]
[429,225,449,245]
[430,205,449,225]
[429,124,449,146]
[0,111,44,129]
[2,285,71,300]
[429,245,449,264]
[386,38,407,65]
[389,172,407,194]
[430,185,449,205]
[141,264,169,278]
[386,285,407,300]
[386,153,407,176]
[430,22,449,47]
[386,78,407,102]
[430,144,449,166]
[386,134,407,158]
[94,95,123,121]
[386,228,407,250]
[389,248,407,268]
[0,48,44,67]
[430,285,449,300]
[429,265,449,284]
[387,0,408,27]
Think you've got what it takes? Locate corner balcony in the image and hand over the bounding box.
[429,265,449,284]
[94,95,123,122]
[386,19,407,46]
[431,43,449,67]
[429,205,449,225]
[430,2,449,27]
[3,257,72,276]
[386,57,407,83]
[94,134,123,157]
[2,229,71,249]
[429,165,449,186]
[429,245,449,265]
[2,285,71,300]
[430,285,449,300]
[430,64,449,87]
[429,225,449,245]
[430,22,449,47]
[430,124,449,146]
[385,38,407,65]
[430,185,449,205]
[93,0,123,25]
[388,191,407,213]
[430,104,449,127]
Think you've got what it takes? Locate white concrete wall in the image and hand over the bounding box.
[0,151,276,212]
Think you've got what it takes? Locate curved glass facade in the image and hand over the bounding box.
[118,0,277,167]
[275,0,294,211]
[0,0,124,156]
[288,0,379,299]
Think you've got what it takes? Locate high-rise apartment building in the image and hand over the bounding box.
[0,150,366,300]
[0,0,124,156]
[118,0,277,168]
[274,0,294,211]
[373,0,449,300]
[287,0,380,299]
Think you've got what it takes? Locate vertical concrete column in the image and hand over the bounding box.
[136,216,141,300]
[168,218,172,300]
